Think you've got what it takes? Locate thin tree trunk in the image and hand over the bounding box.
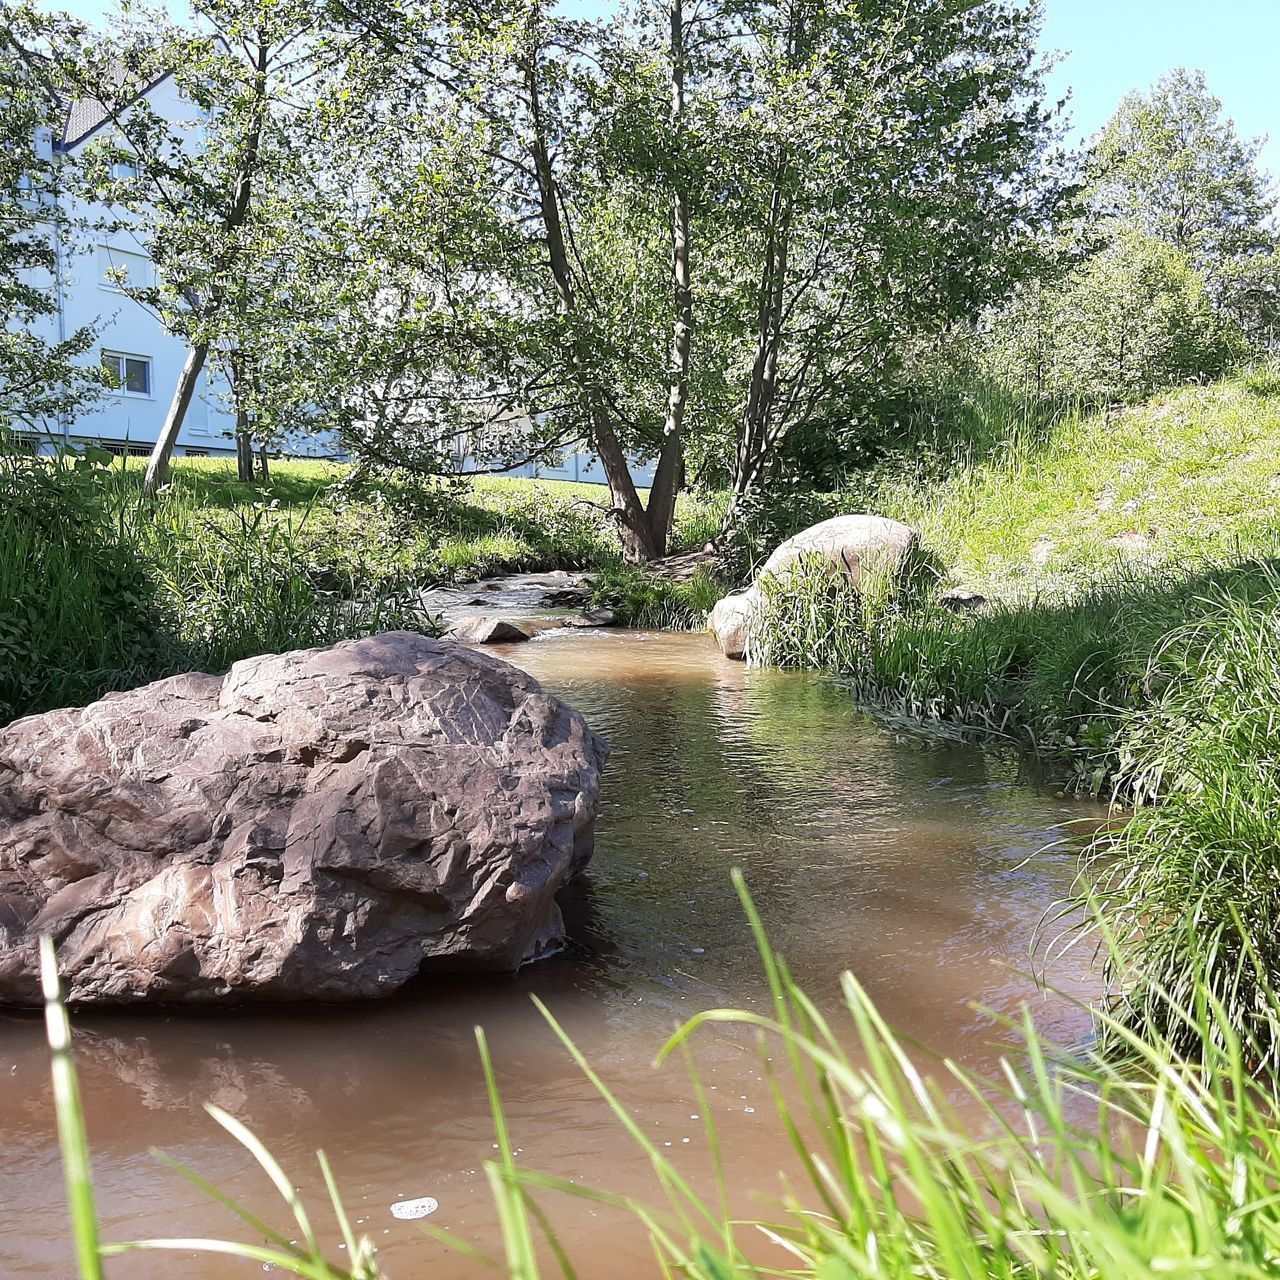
[231,353,255,482]
[258,446,270,482]
[722,183,792,535]
[523,37,657,561]
[236,426,254,482]
[144,39,268,502]
[142,342,208,496]
[645,0,693,558]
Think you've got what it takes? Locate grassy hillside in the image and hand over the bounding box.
[730,364,1280,597]
[900,366,1280,591]
[748,367,1280,1059]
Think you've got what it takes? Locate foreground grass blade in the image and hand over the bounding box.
[40,935,104,1280]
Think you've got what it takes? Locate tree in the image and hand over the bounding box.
[704,0,1061,531]
[347,0,1061,559]
[47,0,382,492]
[985,232,1242,404]
[0,9,102,436]
[1091,69,1277,280]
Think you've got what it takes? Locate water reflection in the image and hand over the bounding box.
[0,630,1099,1278]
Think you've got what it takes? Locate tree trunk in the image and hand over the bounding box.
[231,350,255,482]
[523,35,658,561]
[722,182,792,536]
[645,0,693,558]
[236,429,254,482]
[258,446,270,482]
[142,342,207,497]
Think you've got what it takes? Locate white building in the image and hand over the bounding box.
[18,72,240,459]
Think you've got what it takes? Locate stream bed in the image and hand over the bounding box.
[0,628,1101,1277]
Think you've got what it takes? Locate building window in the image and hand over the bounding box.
[97,245,153,292]
[112,159,141,181]
[95,440,151,458]
[184,448,209,458]
[101,350,152,396]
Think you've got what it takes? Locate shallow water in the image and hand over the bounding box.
[0,630,1100,1277]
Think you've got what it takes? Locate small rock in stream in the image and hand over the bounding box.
[540,588,590,607]
[566,608,618,628]
[448,617,532,643]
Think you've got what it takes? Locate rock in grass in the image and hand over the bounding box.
[709,514,920,659]
[448,617,532,643]
[0,632,607,1005]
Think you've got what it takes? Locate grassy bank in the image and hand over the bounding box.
[747,366,1280,788]
[745,366,1280,1058]
[0,452,721,724]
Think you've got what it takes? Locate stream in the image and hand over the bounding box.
[0,627,1101,1277]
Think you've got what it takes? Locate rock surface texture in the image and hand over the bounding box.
[0,632,608,1005]
[710,515,920,659]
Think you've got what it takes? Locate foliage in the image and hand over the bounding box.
[37,0,394,487]
[588,563,725,630]
[0,447,176,723]
[44,873,1280,1280]
[1090,68,1276,277]
[984,232,1244,404]
[337,0,1066,557]
[0,10,103,432]
[976,68,1278,408]
[1085,572,1280,1066]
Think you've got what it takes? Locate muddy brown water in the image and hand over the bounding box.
[0,630,1102,1277]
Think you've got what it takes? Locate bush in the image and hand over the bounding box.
[0,448,178,722]
[0,451,444,725]
[985,232,1244,404]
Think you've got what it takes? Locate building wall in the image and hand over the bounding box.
[54,77,236,456]
[497,450,657,487]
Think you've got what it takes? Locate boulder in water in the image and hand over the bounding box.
[0,632,607,1005]
[449,617,532,644]
[709,515,920,659]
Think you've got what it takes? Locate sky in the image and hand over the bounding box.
[40,0,1280,175]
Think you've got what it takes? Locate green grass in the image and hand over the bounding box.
[742,365,1280,785]
[42,875,1280,1280]
[1083,575,1280,1067]
[744,365,1280,1062]
[730,365,1280,593]
[0,452,726,724]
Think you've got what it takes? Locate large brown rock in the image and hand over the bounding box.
[0,632,608,1005]
[709,515,920,659]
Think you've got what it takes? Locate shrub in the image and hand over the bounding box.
[985,232,1244,405]
[0,448,178,722]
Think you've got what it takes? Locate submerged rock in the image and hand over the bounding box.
[709,514,920,659]
[0,632,607,1005]
[448,617,532,644]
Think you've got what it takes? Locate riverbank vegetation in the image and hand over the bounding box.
[0,452,716,723]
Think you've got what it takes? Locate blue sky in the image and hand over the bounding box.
[44,0,1279,174]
